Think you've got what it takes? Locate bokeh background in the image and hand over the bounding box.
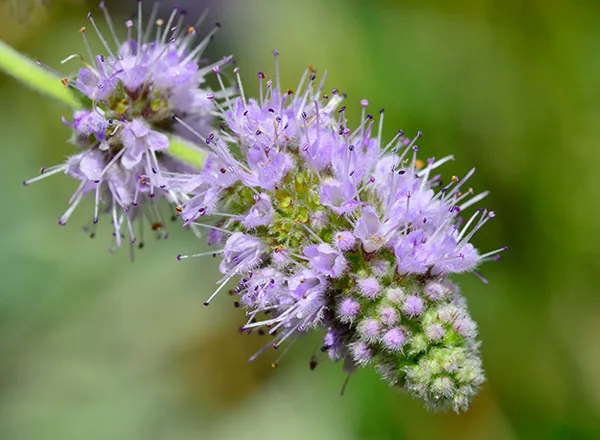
[1,0,599,438]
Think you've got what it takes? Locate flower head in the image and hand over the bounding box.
[173,52,506,412]
[25,3,231,249]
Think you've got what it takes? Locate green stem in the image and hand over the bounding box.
[0,39,206,168]
[167,135,206,168]
[0,39,80,108]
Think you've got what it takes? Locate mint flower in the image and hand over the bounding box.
[24,2,230,248]
[173,52,506,412]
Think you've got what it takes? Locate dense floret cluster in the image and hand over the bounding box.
[171,52,506,411]
[25,3,229,249]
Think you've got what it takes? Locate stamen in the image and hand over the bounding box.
[458,190,489,211]
[258,71,265,107]
[177,249,224,260]
[87,12,115,58]
[98,2,121,47]
[313,70,328,102]
[193,8,209,30]
[23,164,67,185]
[160,6,179,47]
[213,66,233,113]
[190,222,232,234]
[478,246,508,260]
[136,0,143,59]
[473,270,489,284]
[58,189,85,226]
[297,220,325,244]
[273,49,281,91]
[142,1,161,43]
[204,271,237,306]
[93,183,101,223]
[234,67,246,106]
[180,22,220,65]
[78,26,97,68]
[379,129,403,158]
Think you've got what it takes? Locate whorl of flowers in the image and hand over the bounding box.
[24,3,230,249]
[172,51,507,412]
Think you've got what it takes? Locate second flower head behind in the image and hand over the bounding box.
[172,51,507,412]
[26,3,232,250]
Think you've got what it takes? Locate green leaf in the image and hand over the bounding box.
[0,40,80,109]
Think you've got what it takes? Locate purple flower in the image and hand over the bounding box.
[241,193,275,228]
[358,318,381,343]
[120,119,169,170]
[453,314,478,338]
[334,230,356,251]
[304,243,347,278]
[288,269,327,300]
[206,228,224,246]
[354,206,388,253]
[358,277,382,299]
[424,323,445,341]
[323,327,348,361]
[302,126,336,171]
[395,230,431,274]
[178,184,221,226]
[319,179,360,215]
[75,63,117,101]
[239,268,285,309]
[219,232,265,274]
[382,328,406,352]
[67,109,109,139]
[379,307,399,326]
[337,298,361,323]
[350,341,373,366]
[424,280,452,301]
[402,295,425,318]
[245,148,292,190]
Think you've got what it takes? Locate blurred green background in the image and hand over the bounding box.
[1,0,599,438]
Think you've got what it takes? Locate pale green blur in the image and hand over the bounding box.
[0,0,599,439]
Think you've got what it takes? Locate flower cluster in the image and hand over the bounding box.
[172,52,506,412]
[19,2,504,410]
[25,3,230,249]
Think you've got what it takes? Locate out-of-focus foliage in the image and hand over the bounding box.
[0,0,598,439]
